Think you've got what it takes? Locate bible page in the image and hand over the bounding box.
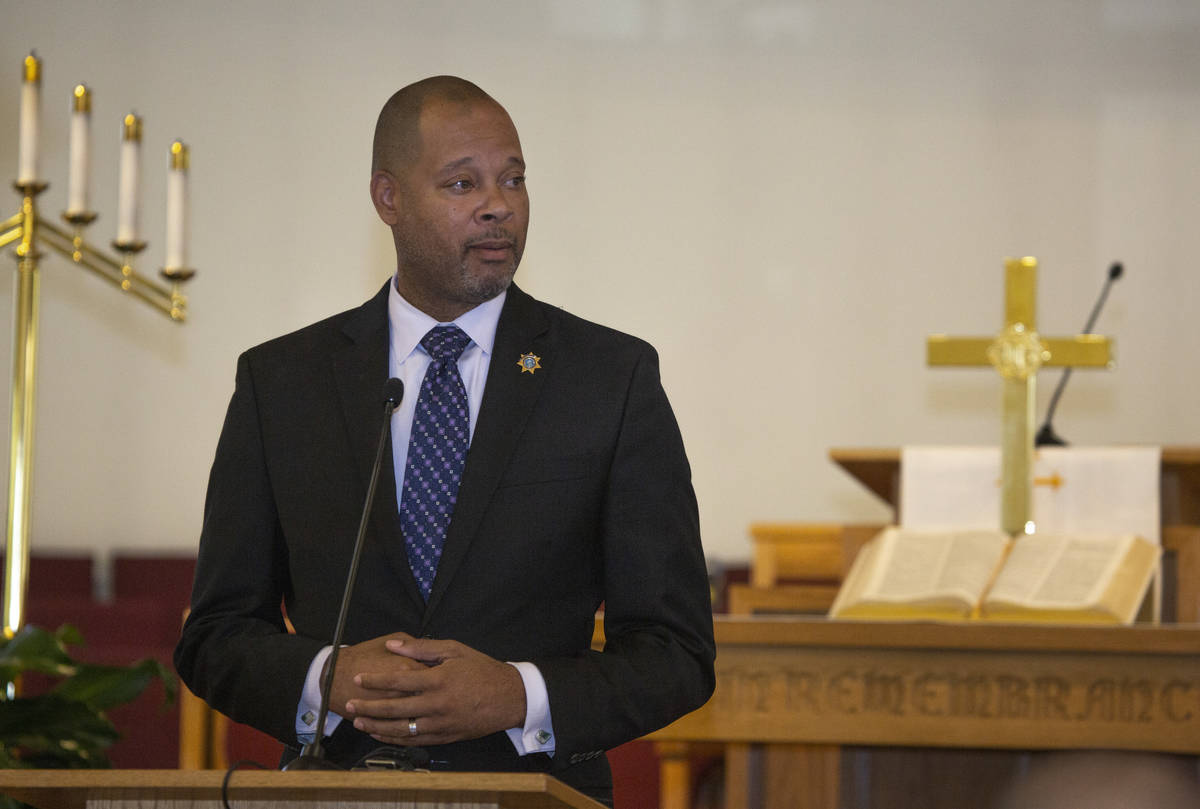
[986,534,1131,608]
[863,529,1008,605]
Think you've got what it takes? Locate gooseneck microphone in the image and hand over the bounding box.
[1035,262,1124,447]
[284,377,404,770]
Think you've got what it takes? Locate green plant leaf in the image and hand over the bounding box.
[0,625,78,684]
[54,658,176,711]
[0,625,177,776]
[52,625,84,647]
[0,694,118,767]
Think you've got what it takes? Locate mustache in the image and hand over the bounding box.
[464,230,518,248]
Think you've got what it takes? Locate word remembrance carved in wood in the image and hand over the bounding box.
[716,659,1197,726]
[650,624,1200,755]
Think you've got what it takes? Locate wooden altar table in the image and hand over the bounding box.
[648,617,1200,809]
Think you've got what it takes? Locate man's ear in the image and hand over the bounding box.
[370,170,400,225]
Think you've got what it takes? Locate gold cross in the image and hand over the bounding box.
[927,257,1113,536]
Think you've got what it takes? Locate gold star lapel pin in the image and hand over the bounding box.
[518,352,541,374]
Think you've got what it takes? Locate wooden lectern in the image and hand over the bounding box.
[0,769,606,809]
[830,446,1200,622]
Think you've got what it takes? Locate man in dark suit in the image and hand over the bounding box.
[174,76,715,805]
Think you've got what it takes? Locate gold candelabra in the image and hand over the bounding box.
[1,52,195,639]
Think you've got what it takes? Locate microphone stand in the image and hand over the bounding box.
[284,379,403,770]
[1035,262,1123,447]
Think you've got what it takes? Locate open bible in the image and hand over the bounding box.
[828,527,1160,624]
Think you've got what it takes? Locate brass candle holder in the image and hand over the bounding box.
[1,54,196,639]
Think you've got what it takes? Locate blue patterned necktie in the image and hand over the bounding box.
[401,325,472,600]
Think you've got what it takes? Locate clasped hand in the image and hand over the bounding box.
[329,632,526,746]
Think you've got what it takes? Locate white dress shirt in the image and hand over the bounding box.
[295,279,555,756]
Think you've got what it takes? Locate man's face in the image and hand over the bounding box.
[383,100,529,321]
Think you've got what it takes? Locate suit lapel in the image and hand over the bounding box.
[423,285,550,619]
[332,280,426,611]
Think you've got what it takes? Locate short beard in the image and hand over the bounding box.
[452,227,522,304]
[455,256,517,304]
[393,228,522,317]
[457,265,514,304]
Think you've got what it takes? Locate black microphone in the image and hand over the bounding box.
[1035,262,1123,447]
[284,377,404,770]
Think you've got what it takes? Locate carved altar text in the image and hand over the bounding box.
[714,665,1199,725]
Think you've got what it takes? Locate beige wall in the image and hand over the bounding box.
[1,0,1197,563]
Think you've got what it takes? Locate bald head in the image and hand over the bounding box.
[372,76,503,175]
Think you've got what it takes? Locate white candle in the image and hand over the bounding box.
[116,113,142,244]
[17,54,41,185]
[165,141,189,269]
[66,85,92,215]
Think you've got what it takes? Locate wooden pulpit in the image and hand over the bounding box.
[0,769,606,809]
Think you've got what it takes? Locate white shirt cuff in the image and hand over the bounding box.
[505,661,555,755]
[296,645,343,743]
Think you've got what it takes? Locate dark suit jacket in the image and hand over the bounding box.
[174,281,715,798]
